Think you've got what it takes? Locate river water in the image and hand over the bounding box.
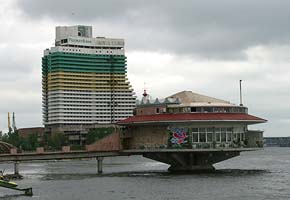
[0,147,289,200]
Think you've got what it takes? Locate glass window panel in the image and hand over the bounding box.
[199,132,206,142]
[241,133,245,141]
[217,107,224,112]
[207,132,213,142]
[227,132,232,142]
[224,108,230,113]
[221,132,226,142]
[192,133,198,143]
[233,133,237,139]
[216,132,221,142]
[196,107,202,112]
[199,128,206,133]
[215,128,221,133]
[207,128,214,132]
[191,107,197,112]
[227,128,233,132]
[204,107,213,112]
[237,133,241,141]
[192,128,198,133]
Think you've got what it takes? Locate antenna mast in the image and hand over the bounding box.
[239,80,243,106]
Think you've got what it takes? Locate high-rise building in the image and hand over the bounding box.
[42,25,136,142]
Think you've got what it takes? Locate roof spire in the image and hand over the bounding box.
[142,82,148,97]
[143,89,148,97]
[141,82,150,103]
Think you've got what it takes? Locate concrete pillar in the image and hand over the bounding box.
[14,161,19,175]
[144,151,240,173]
[97,157,104,174]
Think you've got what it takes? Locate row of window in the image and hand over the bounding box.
[48,110,133,114]
[48,93,133,96]
[59,44,124,50]
[49,78,126,82]
[55,51,121,56]
[47,105,135,110]
[59,45,124,51]
[49,85,128,89]
[48,83,129,87]
[47,89,133,93]
[48,97,135,100]
[48,119,122,122]
[49,73,126,77]
[168,107,247,114]
[46,104,135,108]
[49,114,132,118]
[192,127,245,143]
[48,101,135,104]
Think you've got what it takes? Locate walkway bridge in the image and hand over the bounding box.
[0,133,260,174]
[0,141,16,154]
[0,148,258,175]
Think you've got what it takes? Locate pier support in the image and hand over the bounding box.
[143,151,240,173]
[97,157,104,174]
[14,161,19,175]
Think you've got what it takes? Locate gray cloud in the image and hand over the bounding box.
[16,0,290,59]
[0,0,288,136]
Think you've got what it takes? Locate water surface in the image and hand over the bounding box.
[0,147,289,200]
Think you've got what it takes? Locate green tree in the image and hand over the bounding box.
[4,130,20,147]
[47,133,69,150]
[86,127,114,145]
[19,133,40,151]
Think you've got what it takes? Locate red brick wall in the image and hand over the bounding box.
[18,127,44,138]
[86,132,121,152]
[125,125,168,149]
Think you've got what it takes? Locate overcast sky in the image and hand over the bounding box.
[0,0,289,136]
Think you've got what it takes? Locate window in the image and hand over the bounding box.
[199,128,206,142]
[191,107,197,112]
[156,108,160,114]
[192,133,198,142]
[204,107,213,112]
[221,128,226,142]
[226,128,233,142]
[207,132,213,142]
[207,128,213,142]
[215,128,221,142]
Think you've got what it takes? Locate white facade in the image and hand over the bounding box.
[43,25,136,126]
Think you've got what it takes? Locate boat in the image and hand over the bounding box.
[0,175,18,188]
[0,174,32,196]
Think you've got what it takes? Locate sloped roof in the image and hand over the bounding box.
[167,91,233,105]
[117,113,267,125]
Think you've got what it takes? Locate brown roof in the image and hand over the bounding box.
[168,91,231,104]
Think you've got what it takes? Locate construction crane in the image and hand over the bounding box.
[7,112,12,133]
[12,112,17,132]
[7,112,16,133]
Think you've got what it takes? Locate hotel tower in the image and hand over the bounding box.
[42,25,136,142]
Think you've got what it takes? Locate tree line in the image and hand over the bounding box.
[0,127,115,152]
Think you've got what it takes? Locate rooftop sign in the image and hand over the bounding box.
[66,37,124,47]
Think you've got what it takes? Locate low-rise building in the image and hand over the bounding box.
[18,127,45,142]
[118,90,266,150]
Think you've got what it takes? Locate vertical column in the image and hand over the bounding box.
[14,161,19,175]
[97,157,104,174]
[212,127,216,142]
